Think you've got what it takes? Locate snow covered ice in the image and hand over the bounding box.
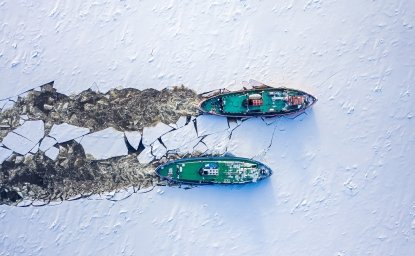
[1,0,415,255]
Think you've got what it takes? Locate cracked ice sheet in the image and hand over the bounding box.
[195,115,229,136]
[45,146,59,160]
[202,130,231,155]
[161,121,199,155]
[227,118,277,159]
[1,120,44,155]
[142,122,173,146]
[124,131,142,150]
[80,127,128,160]
[48,123,90,143]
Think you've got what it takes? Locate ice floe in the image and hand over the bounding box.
[13,120,44,143]
[151,140,167,159]
[80,127,128,160]
[142,122,172,146]
[1,120,44,155]
[0,147,13,164]
[124,131,142,150]
[45,146,59,161]
[137,146,154,164]
[39,136,57,152]
[49,123,90,143]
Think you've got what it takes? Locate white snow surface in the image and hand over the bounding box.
[80,127,128,160]
[48,123,90,143]
[1,0,415,255]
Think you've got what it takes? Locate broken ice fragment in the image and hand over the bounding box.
[80,127,128,160]
[45,146,59,160]
[0,147,13,164]
[30,143,39,154]
[142,122,172,146]
[196,115,229,136]
[39,136,57,152]
[151,140,167,159]
[13,120,44,143]
[1,120,44,155]
[1,132,35,155]
[137,146,154,164]
[125,131,142,150]
[49,123,90,143]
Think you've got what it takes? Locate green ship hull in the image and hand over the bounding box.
[155,157,272,184]
[199,87,317,117]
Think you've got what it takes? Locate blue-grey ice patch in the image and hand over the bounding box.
[80,127,128,160]
[49,123,90,143]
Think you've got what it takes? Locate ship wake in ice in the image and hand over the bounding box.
[0,82,308,206]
